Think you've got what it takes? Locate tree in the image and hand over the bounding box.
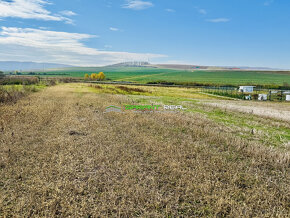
[84,73,89,80]
[96,74,100,81]
[90,73,97,80]
[98,72,106,81]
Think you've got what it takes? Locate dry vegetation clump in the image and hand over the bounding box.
[0,84,289,217]
[0,85,38,103]
[0,76,39,85]
[0,77,59,104]
[88,84,103,89]
[57,77,78,83]
[116,85,149,93]
[88,84,152,95]
[40,77,80,86]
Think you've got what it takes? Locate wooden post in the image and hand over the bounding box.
[281,90,283,102]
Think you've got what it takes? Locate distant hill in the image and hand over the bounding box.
[11,62,289,86]
[107,61,151,68]
[153,64,210,70]
[1,61,285,72]
[152,64,285,71]
[0,61,74,71]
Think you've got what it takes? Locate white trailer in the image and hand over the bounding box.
[239,86,255,93]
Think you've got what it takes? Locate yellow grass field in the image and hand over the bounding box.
[0,83,289,217]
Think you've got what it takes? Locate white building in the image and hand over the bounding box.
[258,94,267,101]
[239,86,255,93]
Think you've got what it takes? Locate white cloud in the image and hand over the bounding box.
[194,7,207,15]
[0,27,166,66]
[206,18,230,23]
[122,0,153,10]
[59,10,77,16]
[39,26,49,30]
[0,0,73,24]
[109,27,119,31]
[165,9,175,13]
[199,9,207,15]
[264,0,274,6]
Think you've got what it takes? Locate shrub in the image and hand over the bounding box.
[0,86,27,103]
[0,76,39,85]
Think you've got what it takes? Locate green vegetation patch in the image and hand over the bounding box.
[26,67,290,86]
[127,94,290,149]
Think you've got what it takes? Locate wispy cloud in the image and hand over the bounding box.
[194,7,207,15]
[165,9,175,13]
[122,0,153,10]
[264,0,274,6]
[198,9,207,15]
[109,27,119,31]
[206,18,230,23]
[0,27,165,66]
[59,10,77,16]
[0,0,74,24]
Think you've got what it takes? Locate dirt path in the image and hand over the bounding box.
[0,84,289,217]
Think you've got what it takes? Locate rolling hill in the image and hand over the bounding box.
[0,61,74,71]
[3,62,290,86]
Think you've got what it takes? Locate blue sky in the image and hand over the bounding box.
[0,0,290,68]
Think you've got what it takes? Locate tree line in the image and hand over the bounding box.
[84,72,106,81]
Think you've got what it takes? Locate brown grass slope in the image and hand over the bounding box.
[0,84,289,217]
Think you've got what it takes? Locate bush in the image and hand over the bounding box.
[0,76,39,85]
[0,85,43,103]
[46,79,57,86]
[59,77,80,83]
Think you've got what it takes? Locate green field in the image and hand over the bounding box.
[20,66,290,86]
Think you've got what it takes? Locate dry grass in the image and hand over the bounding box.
[0,76,39,85]
[0,85,40,104]
[87,83,222,99]
[201,100,290,122]
[88,84,103,89]
[116,85,149,93]
[0,83,289,217]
